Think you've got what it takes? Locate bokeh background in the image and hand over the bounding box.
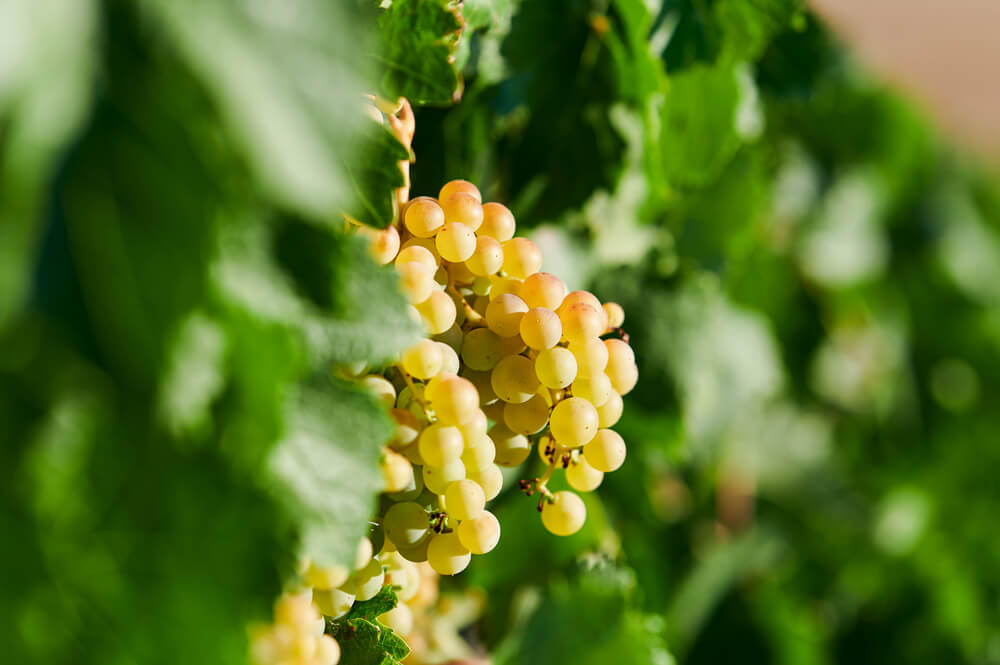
[3,1,999,664]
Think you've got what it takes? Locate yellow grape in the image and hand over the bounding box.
[607,360,638,395]
[540,490,586,536]
[457,511,500,554]
[424,371,456,404]
[389,408,420,450]
[583,429,626,472]
[499,333,528,357]
[379,603,414,635]
[435,341,460,375]
[461,434,496,471]
[422,458,465,494]
[435,222,476,262]
[461,327,505,371]
[519,307,562,350]
[380,449,415,493]
[457,408,489,441]
[430,375,479,425]
[441,192,485,230]
[304,562,349,591]
[501,238,542,279]
[603,302,625,329]
[479,202,516,241]
[489,423,531,466]
[488,275,522,301]
[401,339,443,379]
[313,586,355,619]
[571,371,614,407]
[396,261,436,304]
[520,272,566,310]
[534,347,578,389]
[503,393,550,435]
[559,302,605,345]
[549,397,599,446]
[427,532,471,576]
[569,337,609,374]
[439,179,482,203]
[595,391,623,427]
[418,423,464,467]
[352,557,385,601]
[415,289,457,334]
[362,224,400,265]
[444,478,486,521]
[359,375,395,408]
[396,244,438,272]
[465,235,504,276]
[460,367,498,405]
[355,537,374,569]
[558,291,608,330]
[449,260,476,285]
[404,196,445,238]
[566,456,604,492]
[490,354,540,404]
[468,464,503,500]
[605,338,636,369]
[485,293,529,337]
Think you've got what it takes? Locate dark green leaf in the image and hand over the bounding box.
[343,123,411,229]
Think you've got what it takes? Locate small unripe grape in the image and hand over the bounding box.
[603,302,625,329]
[566,456,604,492]
[439,179,482,203]
[313,587,355,619]
[571,371,614,407]
[468,464,503,500]
[488,276,522,300]
[503,393,550,435]
[595,391,623,427]
[458,408,489,441]
[491,355,540,404]
[466,235,504,276]
[479,202,516,241]
[384,502,429,549]
[422,458,465,494]
[461,435,496,471]
[520,272,566,310]
[379,603,413,635]
[534,347,578,389]
[441,192,484,230]
[396,533,431,563]
[360,375,396,408]
[427,532,471,576]
[404,197,445,238]
[569,337,609,374]
[363,225,400,265]
[583,429,626,472]
[501,238,542,279]
[401,339,443,379]
[541,490,586,536]
[380,449,415,493]
[418,424,464,467]
[397,262,436,304]
[431,342,458,376]
[444,479,486,521]
[549,397,599,446]
[415,289,457,334]
[472,275,492,296]
[489,423,531,467]
[457,511,501,554]
[560,303,605,345]
[607,361,638,395]
[316,634,341,665]
[305,562,349,590]
[461,328,505,371]
[485,293,529,337]
[431,375,479,425]
[352,557,385,601]
[519,307,562,350]
[435,322,464,353]
[435,222,476,262]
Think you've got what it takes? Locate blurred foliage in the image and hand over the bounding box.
[3,1,1000,665]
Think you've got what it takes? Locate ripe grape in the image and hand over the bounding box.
[571,371,613,407]
[461,327,505,371]
[489,423,531,466]
[603,302,625,329]
[457,408,489,441]
[380,449,415,493]
[401,339,443,379]
[560,303,605,345]
[465,235,504,276]
[595,391,623,427]
[435,341,460,375]
[404,197,445,237]
[479,202,516,241]
[352,557,385,601]
[415,289,457,334]
[491,354,540,404]
[363,225,400,265]
[397,261,436,304]
[503,393,550,435]
[534,347,578,389]
[488,275,522,300]
[305,562,349,590]
[418,424,463,467]
[435,222,476,262]
[569,337,609,374]
[485,293,528,337]
[422,458,466,494]
[461,435,496,471]
[468,464,504,500]
[607,360,638,395]
[519,307,562,350]
[540,490,586,536]
[429,375,479,425]
[441,192,484,230]
[566,456,604,492]
[384,502,430,549]
[559,291,607,330]
[501,238,542,279]
[444,479,486,521]
[313,586,355,619]
[379,602,414,635]
[457,511,501,554]
[549,397,598,446]
[439,179,482,203]
[360,375,396,408]
[427,532,471,576]
[520,272,566,310]
[583,429,626,472]
[396,244,438,272]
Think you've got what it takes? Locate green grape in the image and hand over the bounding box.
[471,275,492,296]
[418,424,464,467]
[501,238,542,279]
[583,429,626,472]
[595,391,623,428]
[559,303,604,345]
[479,202,516,241]
[569,337,609,374]
[534,347,578,389]
[401,339,443,379]
[351,557,385,601]
[422,458,466,494]
[520,272,566,310]
[490,354,540,404]
[397,532,431,563]
[503,393,550,435]
[549,397,599,446]
[461,327,505,371]
[435,341,461,375]
[489,423,531,467]
[435,222,476,263]
[304,562,349,590]
[404,196,445,238]
[460,367,498,405]
[396,243,438,272]
[383,502,430,549]
[389,408,421,451]
[386,458,424,501]
[566,456,604,492]
[485,293,528,337]
[571,371,614,407]
[434,322,464,353]
[607,359,638,395]
[396,261,436,304]
[444,478,486,521]
[359,375,396,408]
[519,307,562,350]
[313,586,355,619]
[468,464,503,500]
[466,235,504,276]
[439,179,482,203]
[415,289,457,335]
[461,434,496,471]
[458,408,488,441]
[378,603,414,635]
[441,192,484,230]
[430,375,479,425]
[540,490,586,536]
[457,511,501,555]
[427,532,471,576]
[603,302,625,329]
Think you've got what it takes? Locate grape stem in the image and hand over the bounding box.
[398,367,432,415]
[444,264,484,325]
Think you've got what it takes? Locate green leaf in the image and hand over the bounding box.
[341,587,400,624]
[343,123,411,229]
[330,588,409,665]
[377,0,464,106]
[462,0,514,32]
[660,64,743,187]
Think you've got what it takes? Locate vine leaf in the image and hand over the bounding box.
[328,587,410,665]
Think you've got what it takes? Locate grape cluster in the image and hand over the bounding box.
[366,178,636,556]
[249,590,340,665]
